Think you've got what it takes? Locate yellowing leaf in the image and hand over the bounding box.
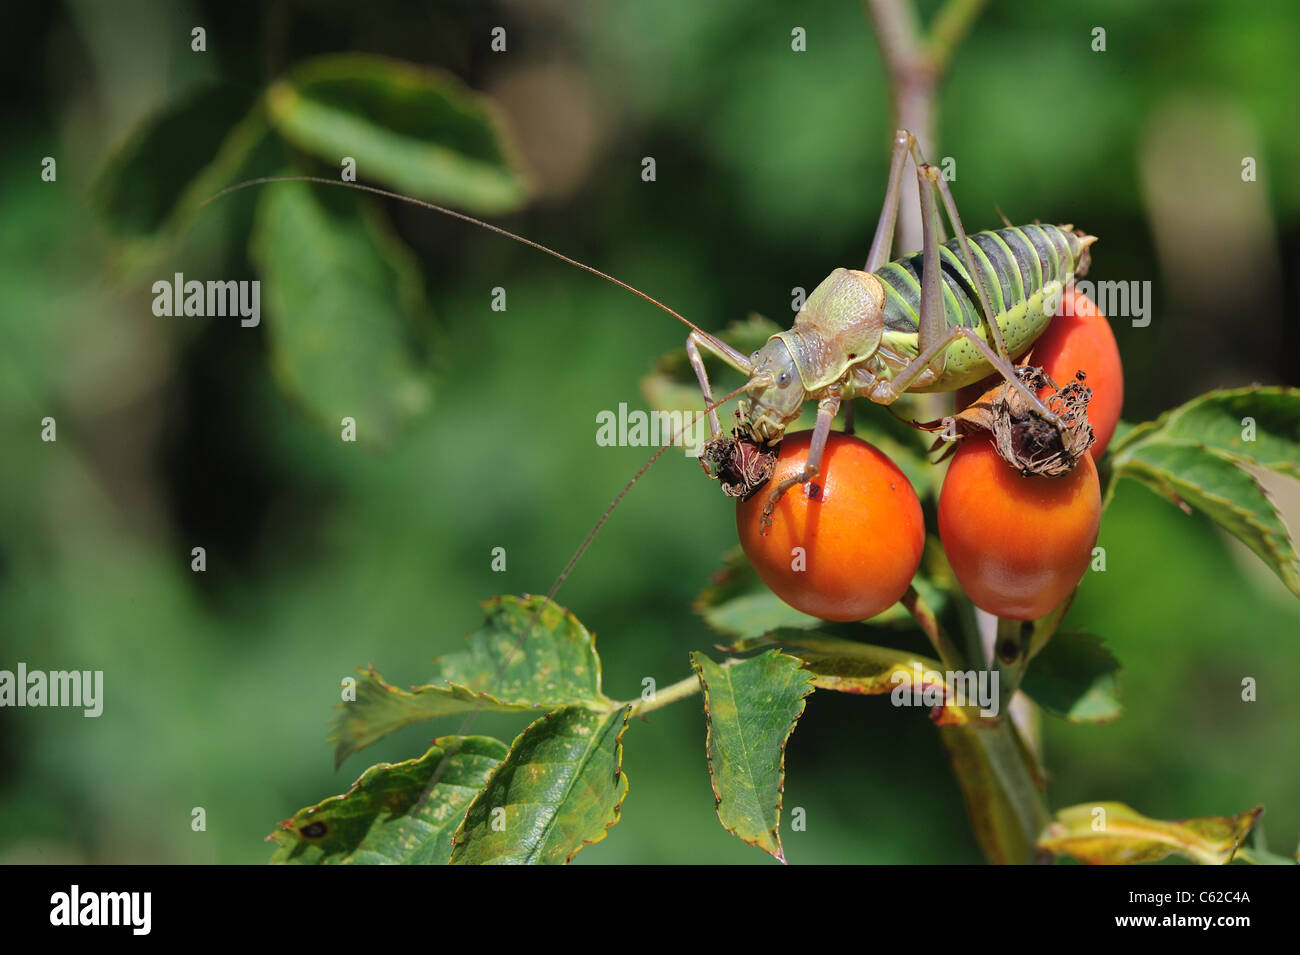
[1039,802,1262,865]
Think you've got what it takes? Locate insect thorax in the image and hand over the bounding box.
[774,268,887,393]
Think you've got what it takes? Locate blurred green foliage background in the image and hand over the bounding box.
[2,0,1298,863]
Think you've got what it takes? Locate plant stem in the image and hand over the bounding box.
[992,615,1032,713]
[902,585,964,669]
[863,0,987,253]
[924,0,988,68]
[975,718,1053,862]
[864,0,930,254]
[866,0,1047,865]
[626,672,701,717]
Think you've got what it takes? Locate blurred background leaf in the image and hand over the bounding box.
[91,82,258,238]
[250,178,433,446]
[266,53,531,213]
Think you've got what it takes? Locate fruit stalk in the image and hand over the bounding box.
[908,588,1050,863]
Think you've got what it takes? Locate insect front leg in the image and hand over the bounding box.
[760,391,842,531]
[686,331,755,438]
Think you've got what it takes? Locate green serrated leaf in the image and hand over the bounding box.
[429,596,613,705]
[695,546,948,638]
[250,178,433,446]
[727,629,971,723]
[330,667,544,770]
[690,650,814,863]
[1120,386,1300,477]
[449,705,630,864]
[266,53,529,213]
[331,596,612,767]
[1115,440,1300,597]
[93,83,260,237]
[269,736,507,864]
[1021,631,1122,723]
[694,548,826,636]
[1039,802,1262,865]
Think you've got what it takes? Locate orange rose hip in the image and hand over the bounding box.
[938,436,1101,620]
[737,431,924,622]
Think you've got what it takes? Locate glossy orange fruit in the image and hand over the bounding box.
[737,431,924,622]
[938,436,1101,620]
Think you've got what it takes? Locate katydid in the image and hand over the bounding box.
[687,131,1095,520]
[206,129,1095,523]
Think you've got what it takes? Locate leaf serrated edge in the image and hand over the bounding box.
[473,595,613,706]
[689,651,815,865]
[329,664,552,769]
[332,594,613,767]
[447,704,631,865]
[1118,445,1300,595]
[1162,386,1300,475]
[1112,385,1298,450]
[565,704,632,864]
[268,734,507,847]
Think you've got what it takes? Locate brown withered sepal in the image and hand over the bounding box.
[701,410,778,500]
[921,365,1095,477]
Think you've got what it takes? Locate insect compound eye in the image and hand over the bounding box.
[777,371,792,387]
[750,351,760,363]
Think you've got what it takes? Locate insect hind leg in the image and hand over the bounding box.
[865,130,914,272]
[903,151,1062,427]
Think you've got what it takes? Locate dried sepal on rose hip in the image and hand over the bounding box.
[923,364,1095,477]
[700,409,778,500]
[955,286,1123,460]
[994,366,1095,477]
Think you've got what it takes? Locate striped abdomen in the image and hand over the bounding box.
[873,224,1091,390]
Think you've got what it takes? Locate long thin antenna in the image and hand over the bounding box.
[202,175,718,340]
[221,174,752,832]
[538,379,752,611]
[416,382,751,811]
